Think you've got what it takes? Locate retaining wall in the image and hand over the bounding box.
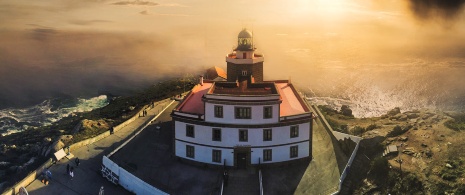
[310,104,362,195]
[1,98,170,195]
[1,159,53,195]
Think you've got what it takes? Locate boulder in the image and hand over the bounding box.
[407,113,419,119]
[387,107,401,116]
[403,147,416,156]
[399,136,408,142]
[52,140,65,153]
[425,149,433,158]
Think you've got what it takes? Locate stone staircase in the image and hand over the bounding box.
[223,168,260,195]
[338,146,371,195]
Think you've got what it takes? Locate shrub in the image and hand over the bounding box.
[444,113,465,131]
[370,157,389,184]
[387,125,405,137]
[366,124,379,131]
[352,126,365,136]
[340,105,353,117]
[440,158,464,181]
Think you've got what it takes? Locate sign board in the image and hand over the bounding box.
[19,187,28,195]
[54,149,67,161]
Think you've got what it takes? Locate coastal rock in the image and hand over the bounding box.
[51,140,65,153]
[425,149,433,158]
[407,113,419,119]
[387,107,401,116]
[58,135,73,143]
[403,147,416,156]
[399,136,408,142]
[43,137,52,143]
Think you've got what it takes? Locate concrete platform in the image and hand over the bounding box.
[109,102,222,195]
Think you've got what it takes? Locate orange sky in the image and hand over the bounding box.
[1,0,465,110]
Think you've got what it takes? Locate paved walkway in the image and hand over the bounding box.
[223,168,259,195]
[26,99,175,195]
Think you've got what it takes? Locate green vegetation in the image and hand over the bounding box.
[445,113,465,131]
[317,105,349,133]
[365,124,379,131]
[351,126,365,136]
[340,105,354,118]
[369,157,390,184]
[386,125,411,137]
[387,172,424,194]
[440,158,464,181]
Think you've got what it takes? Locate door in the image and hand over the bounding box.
[237,152,247,169]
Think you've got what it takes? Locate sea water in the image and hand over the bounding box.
[0,95,108,136]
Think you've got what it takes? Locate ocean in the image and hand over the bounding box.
[0,95,108,136]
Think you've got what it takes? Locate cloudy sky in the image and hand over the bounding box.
[1,0,465,110]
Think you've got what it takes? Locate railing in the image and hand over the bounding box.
[220,159,226,195]
[258,158,264,195]
[311,103,363,194]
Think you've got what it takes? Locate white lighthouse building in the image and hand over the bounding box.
[171,29,313,168]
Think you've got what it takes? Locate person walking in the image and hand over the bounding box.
[70,167,74,180]
[75,158,80,167]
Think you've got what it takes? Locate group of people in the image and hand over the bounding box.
[66,158,80,180]
[66,164,74,179]
[142,109,148,117]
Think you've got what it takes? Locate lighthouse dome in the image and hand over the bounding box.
[238,29,253,38]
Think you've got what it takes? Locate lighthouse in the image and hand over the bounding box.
[226,29,265,82]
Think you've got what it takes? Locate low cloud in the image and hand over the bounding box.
[69,20,112,26]
[0,29,204,109]
[408,0,465,19]
[112,0,158,6]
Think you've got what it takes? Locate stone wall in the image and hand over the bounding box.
[226,62,263,82]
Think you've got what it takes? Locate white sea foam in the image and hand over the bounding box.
[0,95,108,136]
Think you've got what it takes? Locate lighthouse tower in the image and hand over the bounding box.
[226,29,265,82]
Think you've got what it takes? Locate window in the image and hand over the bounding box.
[186,145,194,158]
[263,106,272,119]
[290,145,298,158]
[242,70,248,76]
[214,105,223,118]
[263,129,272,141]
[239,129,248,142]
[290,125,299,138]
[235,107,251,119]
[263,149,272,162]
[212,150,222,163]
[186,125,194,138]
[212,128,221,141]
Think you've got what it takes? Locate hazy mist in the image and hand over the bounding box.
[1,0,465,113]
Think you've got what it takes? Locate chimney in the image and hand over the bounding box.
[199,75,204,86]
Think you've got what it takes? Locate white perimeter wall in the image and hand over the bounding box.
[102,156,168,195]
[204,103,280,124]
[175,121,310,165]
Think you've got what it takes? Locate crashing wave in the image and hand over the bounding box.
[0,95,108,136]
